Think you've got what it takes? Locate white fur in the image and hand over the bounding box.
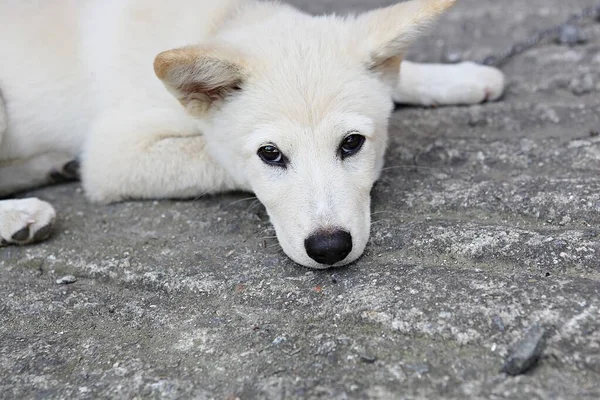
[0,0,505,267]
[395,61,504,105]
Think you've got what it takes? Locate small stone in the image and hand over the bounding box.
[501,324,546,376]
[355,345,377,364]
[557,24,588,46]
[272,336,286,346]
[360,353,377,364]
[56,275,77,285]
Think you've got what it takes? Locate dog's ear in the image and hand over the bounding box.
[356,0,455,85]
[154,45,248,115]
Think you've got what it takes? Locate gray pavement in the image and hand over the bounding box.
[2,0,600,398]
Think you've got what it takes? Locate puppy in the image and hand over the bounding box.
[0,0,504,268]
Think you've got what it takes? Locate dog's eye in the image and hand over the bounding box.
[340,134,366,159]
[258,145,287,167]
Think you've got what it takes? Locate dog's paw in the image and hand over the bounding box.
[431,62,505,106]
[0,198,56,246]
[453,62,505,104]
[49,159,81,183]
[397,61,506,106]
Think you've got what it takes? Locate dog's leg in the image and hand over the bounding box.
[81,109,239,203]
[0,154,79,197]
[393,61,505,106]
[0,198,56,246]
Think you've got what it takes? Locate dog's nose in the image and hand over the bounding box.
[304,229,353,265]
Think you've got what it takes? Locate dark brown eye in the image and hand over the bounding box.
[340,134,366,159]
[258,145,287,167]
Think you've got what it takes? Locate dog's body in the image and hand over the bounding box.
[0,0,504,267]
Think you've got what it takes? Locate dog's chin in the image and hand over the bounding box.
[295,253,363,270]
[293,256,356,270]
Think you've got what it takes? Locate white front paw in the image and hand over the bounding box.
[433,62,505,106]
[0,198,56,245]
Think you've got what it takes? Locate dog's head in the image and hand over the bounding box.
[155,0,455,268]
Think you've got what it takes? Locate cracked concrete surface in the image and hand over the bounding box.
[1,0,600,398]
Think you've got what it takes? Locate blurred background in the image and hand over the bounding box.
[288,0,600,64]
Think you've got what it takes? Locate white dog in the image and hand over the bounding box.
[0,0,504,268]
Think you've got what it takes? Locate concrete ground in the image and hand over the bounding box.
[2,0,600,398]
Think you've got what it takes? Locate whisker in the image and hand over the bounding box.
[227,196,258,207]
[247,200,263,212]
[371,219,392,225]
[272,245,286,255]
[371,211,395,216]
[377,178,397,185]
[269,242,282,248]
[193,192,208,201]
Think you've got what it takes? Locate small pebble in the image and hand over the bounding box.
[360,353,377,364]
[355,345,377,364]
[272,336,286,346]
[56,275,77,285]
[501,324,546,376]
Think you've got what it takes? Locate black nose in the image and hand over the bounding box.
[304,229,353,265]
